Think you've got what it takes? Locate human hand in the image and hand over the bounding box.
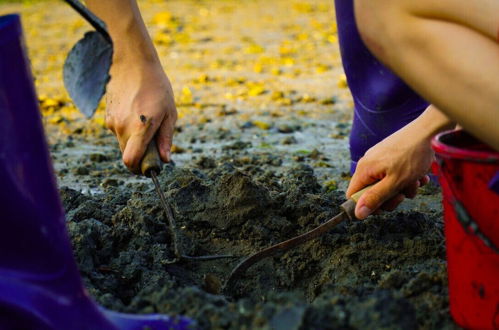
[346,123,434,219]
[105,60,177,174]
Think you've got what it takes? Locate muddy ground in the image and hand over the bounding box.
[2,0,456,328]
[56,144,453,329]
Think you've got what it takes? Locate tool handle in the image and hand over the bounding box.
[141,140,162,177]
[63,0,111,42]
[350,185,371,203]
[340,185,372,220]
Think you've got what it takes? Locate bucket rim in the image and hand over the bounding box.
[432,130,499,163]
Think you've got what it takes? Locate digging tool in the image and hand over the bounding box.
[62,1,235,264]
[224,186,370,289]
[140,141,237,263]
[0,13,193,328]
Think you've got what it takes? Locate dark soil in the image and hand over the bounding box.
[5,0,457,327]
[61,160,456,329]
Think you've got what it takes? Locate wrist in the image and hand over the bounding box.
[111,34,159,65]
[414,105,455,141]
[112,45,158,67]
[107,15,158,65]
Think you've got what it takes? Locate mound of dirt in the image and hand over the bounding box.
[62,162,456,329]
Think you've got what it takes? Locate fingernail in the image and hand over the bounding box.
[358,205,372,219]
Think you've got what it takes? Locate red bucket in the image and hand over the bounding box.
[432,130,499,329]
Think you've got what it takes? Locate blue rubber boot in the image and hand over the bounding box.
[0,14,192,330]
[334,0,429,174]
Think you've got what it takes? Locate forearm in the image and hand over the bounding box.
[346,104,453,218]
[85,0,177,171]
[409,105,456,142]
[86,0,158,64]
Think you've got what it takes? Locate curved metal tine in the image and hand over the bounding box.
[181,254,238,261]
[165,257,180,264]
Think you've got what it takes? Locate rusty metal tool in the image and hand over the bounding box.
[61,0,234,264]
[224,186,370,288]
[141,141,237,263]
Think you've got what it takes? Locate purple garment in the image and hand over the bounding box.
[489,171,499,195]
[334,0,429,173]
[0,14,192,329]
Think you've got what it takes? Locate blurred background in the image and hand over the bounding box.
[0,0,354,193]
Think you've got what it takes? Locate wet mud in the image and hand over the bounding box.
[1,0,458,327]
[62,161,456,329]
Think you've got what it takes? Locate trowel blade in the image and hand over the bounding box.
[63,31,112,118]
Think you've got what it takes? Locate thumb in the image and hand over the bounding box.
[156,114,176,163]
[355,177,398,219]
[122,131,154,174]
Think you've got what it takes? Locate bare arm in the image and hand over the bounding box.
[346,0,499,218]
[86,0,176,173]
[347,105,455,219]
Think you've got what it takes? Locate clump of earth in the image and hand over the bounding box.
[61,160,456,329]
[2,0,457,327]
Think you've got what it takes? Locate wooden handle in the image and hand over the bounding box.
[140,140,162,177]
[350,185,371,203]
[340,185,373,220]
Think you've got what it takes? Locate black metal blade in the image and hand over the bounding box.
[63,31,112,118]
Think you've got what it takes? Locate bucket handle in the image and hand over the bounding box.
[436,159,499,254]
